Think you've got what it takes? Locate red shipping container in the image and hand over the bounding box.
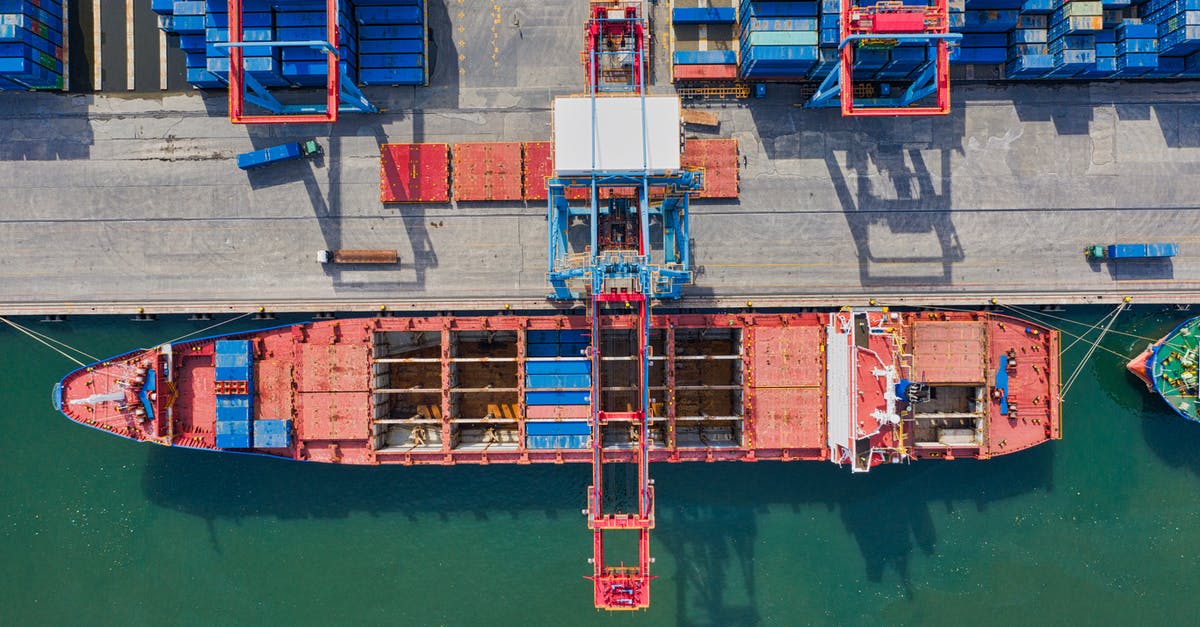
[380,143,451,203]
[672,63,739,81]
[453,142,524,201]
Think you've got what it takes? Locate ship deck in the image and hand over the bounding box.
[1150,317,1200,421]
[55,311,1060,467]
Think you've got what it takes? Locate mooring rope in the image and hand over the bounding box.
[156,311,257,347]
[0,316,89,367]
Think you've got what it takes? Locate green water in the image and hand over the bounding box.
[3,308,1200,626]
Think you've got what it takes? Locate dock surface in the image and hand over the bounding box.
[1,2,1199,314]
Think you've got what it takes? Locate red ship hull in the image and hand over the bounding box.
[54,310,1061,468]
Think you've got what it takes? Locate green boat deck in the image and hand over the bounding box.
[1153,318,1200,421]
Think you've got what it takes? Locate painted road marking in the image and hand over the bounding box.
[126,0,135,90]
[160,25,168,90]
[93,0,102,91]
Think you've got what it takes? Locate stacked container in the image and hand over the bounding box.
[809,0,840,79]
[957,9,1020,64]
[355,0,425,85]
[213,340,254,449]
[1115,19,1159,75]
[152,0,426,91]
[1044,1,1101,76]
[1077,21,1117,76]
[671,4,739,80]
[1007,14,1054,75]
[524,330,592,450]
[738,0,820,79]
[0,0,64,90]
[1146,0,1200,60]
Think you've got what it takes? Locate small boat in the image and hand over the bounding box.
[1129,316,1200,421]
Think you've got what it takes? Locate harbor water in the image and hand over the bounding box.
[3,307,1200,625]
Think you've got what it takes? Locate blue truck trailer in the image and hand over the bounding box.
[1085,243,1178,260]
[236,140,321,170]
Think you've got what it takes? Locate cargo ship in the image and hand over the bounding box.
[54,309,1061,469]
[1129,316,1200,422]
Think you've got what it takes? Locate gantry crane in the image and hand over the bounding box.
[807,1,962,116]
[221,0,376,124]
[547,1,700,610]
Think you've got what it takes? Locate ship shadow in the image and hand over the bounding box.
[1140,388,1200,478]
[141,441,1052,623]
[654,447,1052,622]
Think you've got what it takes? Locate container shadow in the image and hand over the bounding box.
[821,117,965,289]
[1106,258,1176,281]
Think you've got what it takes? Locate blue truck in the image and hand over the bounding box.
[1085,243,1178,260]
[236,140,321,170]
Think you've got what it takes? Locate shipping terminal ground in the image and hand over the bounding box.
[3,0,1199,614]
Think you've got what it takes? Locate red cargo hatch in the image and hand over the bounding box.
[682,139,739,199]
[911,322,987,384]
[297,391,372,440]
[299,344,371,392]
[380,143,450,203]
[453,142,523,201]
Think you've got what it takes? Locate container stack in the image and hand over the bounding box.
[1145,0,1200,69]
[1044,1,1101,76]
[0,0,64,90]
[810,0,840,79]
[1077,20,1117,76]
[671,3,739,81]
[355,0,425,85]
[1114,19,1158,75]
[737,1,820,80]
[524,330,592,450]
[957,9,1020,64]
[214,340,254,449]
[1007,14,1054,76]
[152,0,426,91]
[950,0,1200,77]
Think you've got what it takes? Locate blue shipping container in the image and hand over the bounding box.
[525,434,590,449]
[525,391,590,406]
[525,360,591,376]
[526,374,592,389]
[216,394,252,422]
[673,7,736,24]
[525,421,592,436]
[216,433,252,449]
